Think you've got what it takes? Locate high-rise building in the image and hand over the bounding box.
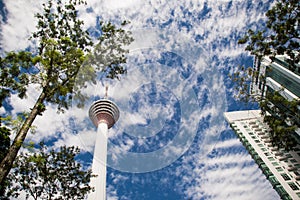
[88,99,120,200]
[251,55,300,101]
[250,55,300,135]
[224,110,300,200]
[224,55,300,199]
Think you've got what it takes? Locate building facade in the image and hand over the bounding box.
[251,55,300,101]
[224,55,300,199]
[250,55,300,136]
[224,110,300,200]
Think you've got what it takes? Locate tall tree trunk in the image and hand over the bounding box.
[0,92,47,185]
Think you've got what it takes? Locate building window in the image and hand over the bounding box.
[246,129,252,133]
[268,157,275,161]
[272,162,279,166]
[261,148,267,152]
[254,140,260,143]
[294,164,300,168]
[276,167,283,172]
[275,185,288,197]
[290,159,297,163]
[265,152,271,156]
[281,173,291,181]
[258,144,264,147]
[285,154,292,158]
[288,182,299,191]
[294,171,300,176]
[294,147,300,152]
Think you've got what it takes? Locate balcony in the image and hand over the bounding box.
[268,175,280,187]
[274,185,290,200]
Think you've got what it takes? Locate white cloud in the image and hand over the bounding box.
[107,185,119,200]
[213,138,241,149]
[178,138,279,200]
[9,84,41,115]
[0,106,5,114]
[1,0,45,51]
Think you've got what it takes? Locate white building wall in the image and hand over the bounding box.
[224,110,300,200]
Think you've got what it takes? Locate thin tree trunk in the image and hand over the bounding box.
[0,91,47,185]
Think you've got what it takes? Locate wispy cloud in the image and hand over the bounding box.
[178,136,279,200]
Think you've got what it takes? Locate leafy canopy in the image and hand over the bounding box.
[238,0,300,64]
[6,144,94,199]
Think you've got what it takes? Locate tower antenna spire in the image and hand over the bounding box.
[105,85,108,99]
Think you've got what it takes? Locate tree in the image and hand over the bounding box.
[4,143,93,199]
[0,0,133,185]
[234,0,300,149]
[0,122,11,197]
[261,90,299,149]
[238,0,300,64]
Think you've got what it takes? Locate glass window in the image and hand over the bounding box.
[268,176,279,186]
[266,65,300,97]
[288,182,299,191]
[254,140,260,143]
[258,144,264,147]
[275,185,288,197]
[272,162,279,166]
[265,152,271,156]
[263,168,272,176]
[286,154,292,158]
[268,157,276,162]
[290,159,297,163]
[294,164,300,168]
[294,147,300,152]
[276,167,283,172]
[281,173,291,181]
[294,171,300,176]
[261,148,267,152]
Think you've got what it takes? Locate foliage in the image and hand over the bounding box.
[238,0,300,64]
[1,113,36,134]
[85,21,133,80]
[0,127,10,163]
[230,64,261,103]
[0,0,133,186]
[0,122,11,197]
[234,0,300,149]
[5,144,93,199]
[0,51,34,107]
[231,63,299,150]
[74,20,134,107]
[261,90,299,149]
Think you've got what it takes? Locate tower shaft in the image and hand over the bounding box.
[89,123,108,200]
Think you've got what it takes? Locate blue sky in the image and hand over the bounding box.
[0,0,281,199]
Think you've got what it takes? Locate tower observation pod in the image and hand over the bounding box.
[88,99,119,200]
